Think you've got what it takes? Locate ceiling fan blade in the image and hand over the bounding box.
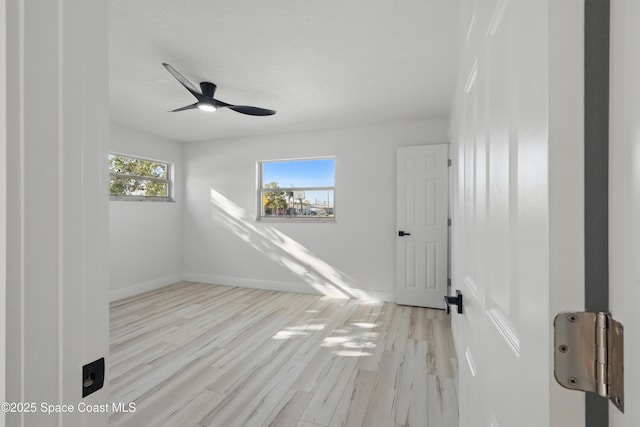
[226,105,276,116]
[162,63,202,99]
[168,103,199,112]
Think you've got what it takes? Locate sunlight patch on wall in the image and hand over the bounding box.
[210,188,383,301]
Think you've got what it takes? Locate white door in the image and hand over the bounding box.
[451,0,584,426]
[396,144,448,308]
[5,1,109,426]
[610,1,640,424]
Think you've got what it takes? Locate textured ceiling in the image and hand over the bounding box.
[109,0,460,142]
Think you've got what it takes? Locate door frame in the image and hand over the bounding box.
[584,0,611,424]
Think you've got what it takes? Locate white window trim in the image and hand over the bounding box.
[256,157,336,222]
[109,152,174,202]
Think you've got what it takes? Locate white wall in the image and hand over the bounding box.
[109,124,184,301]
[182,119,448,301]
[610,1,640,424]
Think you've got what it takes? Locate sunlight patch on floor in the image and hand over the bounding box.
[351,322,377,329]
[272,330,309,340]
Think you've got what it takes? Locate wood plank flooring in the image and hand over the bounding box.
[109,282,458,427]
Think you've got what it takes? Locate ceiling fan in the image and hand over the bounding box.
[162,63,276,116]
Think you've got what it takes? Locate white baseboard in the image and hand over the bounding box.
[368,290,395,303]
[109,274,182,301]
[110,272,395,303]
[182,273,395,302]
[181,273,322,296]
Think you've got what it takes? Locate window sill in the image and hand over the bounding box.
[256,217,336,224]
[109,196,175,202]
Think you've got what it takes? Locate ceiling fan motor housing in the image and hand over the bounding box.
[200,81,217,98]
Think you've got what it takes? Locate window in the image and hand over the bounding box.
[258,157,335,220]
[109,154,173,201]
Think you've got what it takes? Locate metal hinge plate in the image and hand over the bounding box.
[448,159,452,167]
[554,311,624,413]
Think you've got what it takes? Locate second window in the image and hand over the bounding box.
[258,157,335,220]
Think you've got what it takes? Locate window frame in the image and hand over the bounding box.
[108,153,174,202]
[256,157,336,222]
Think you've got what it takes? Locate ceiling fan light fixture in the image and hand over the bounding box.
[197,102,216,112]
[163,63,275,116]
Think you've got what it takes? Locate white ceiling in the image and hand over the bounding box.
[109,0,460,142]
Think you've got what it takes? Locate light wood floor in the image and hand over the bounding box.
[109,282,458,427]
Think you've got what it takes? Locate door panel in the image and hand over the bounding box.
[396,144,448,308]
[5,1,109,426]
[610,1,640,425]
[451,0,584,426]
